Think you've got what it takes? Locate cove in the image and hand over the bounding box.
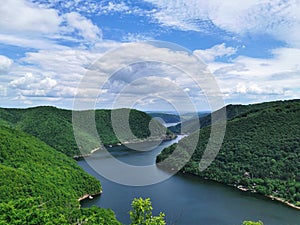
[78,137,300,225]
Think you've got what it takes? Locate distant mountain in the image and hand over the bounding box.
[148,112,181,123]
[157,99,300,207]
[0,106,172,156]
[0,124,121,224]
[148,111,210,126]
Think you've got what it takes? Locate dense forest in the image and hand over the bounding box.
[0,100,298,224]
[0,124,121,224]
[0,107,172,156]
[168,100,291,134]
[157,99,300,207]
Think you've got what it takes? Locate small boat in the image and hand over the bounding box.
[88,195,93,199]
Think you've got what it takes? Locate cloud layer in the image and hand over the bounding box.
[0,0,299,109]
[145,0,300,46]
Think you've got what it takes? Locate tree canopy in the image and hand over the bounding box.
[0,124,120,224]
[0,106,173,156]
[129,198,166,225]
[157,99,300,206]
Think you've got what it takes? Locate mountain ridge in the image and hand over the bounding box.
[0,106,173,156]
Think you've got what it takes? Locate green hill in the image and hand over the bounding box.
[0,106,172,156]
[0,124,121,224]
[168,100,292,134]
[157,99,300,207]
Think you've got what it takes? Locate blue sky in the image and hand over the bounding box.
[0,0,299,111]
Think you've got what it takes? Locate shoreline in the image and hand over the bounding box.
[73,135,177,160]
[78,191,102,202]
[269,195,300,210]
[225,182,300,211]
[234,184,300,210]
[175,171,300,211]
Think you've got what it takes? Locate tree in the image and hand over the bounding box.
[243,221,264,225]
[129,198,166,225]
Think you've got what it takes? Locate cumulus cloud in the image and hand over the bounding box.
[5,42,125,105]
[0,0,61,34]
[8,41,298,108]
[10,72,57,97]
[194,43,237,62]
[0,0,102,49]
[207,46,300,101]
[0,55,13,72]
[22,49,103,73]
[64,12,102,42]
[71,42,220,111]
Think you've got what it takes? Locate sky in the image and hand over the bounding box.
[0,0,300,111]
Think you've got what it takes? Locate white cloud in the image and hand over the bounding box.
[3,37,300,108]
[194,43,237,62]
[145,0,300,46]
[145,0,209,31]
[64,12,102,42]
[74,42,219,111]
[105,2,130,13]
[0,55,13,72]
[21,48,104,75]
[0,0,61,34]
[9,72,57,97]
[35,0,134,15]
[0,34,69,50]
[3,42,215,109]
[6,45,114,103]
[0,0,102,49]
[207,46,300,101]
[9,42,298,108]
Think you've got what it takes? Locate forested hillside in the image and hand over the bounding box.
[157,99,300,207]
[168,100,292,134]
[0,125,121,224]
[0,106,172,156]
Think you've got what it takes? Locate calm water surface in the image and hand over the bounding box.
[79,137,300,225]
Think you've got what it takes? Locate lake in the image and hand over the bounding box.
[78,136,300,225]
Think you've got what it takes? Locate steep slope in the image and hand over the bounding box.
[157,99,300,207]
[0,125,121,224]
[0,125,101,204]
[0,106,172,156]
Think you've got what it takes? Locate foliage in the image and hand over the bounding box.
[157,99,300,206]
[129,198,166,225]
[0,106,172,156]
[0,197,121,225]
[242,221,264,225]
[168,100,296,134]
[0,125,120,224]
